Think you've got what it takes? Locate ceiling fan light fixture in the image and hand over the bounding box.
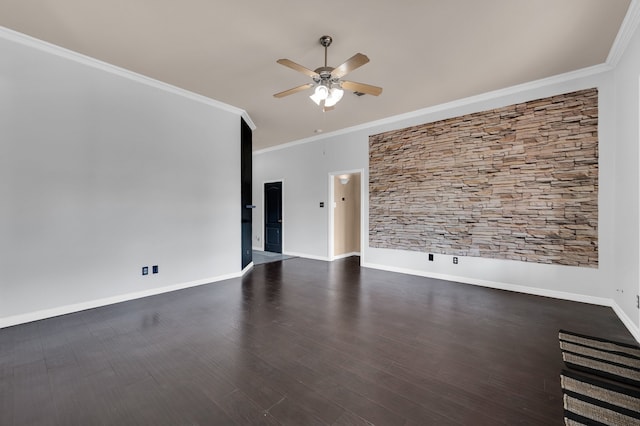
[324,87,344,108]
[275,35,382,110]
[310,84,329,105]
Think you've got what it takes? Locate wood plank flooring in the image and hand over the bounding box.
[0,257,635,425]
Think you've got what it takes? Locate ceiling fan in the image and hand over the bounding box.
[274,35,382,111]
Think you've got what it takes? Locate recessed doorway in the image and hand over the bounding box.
[329,170,362,260]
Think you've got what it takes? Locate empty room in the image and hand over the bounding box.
[2,1,640,425]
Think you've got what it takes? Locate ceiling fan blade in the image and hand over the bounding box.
[273,83,314,98]
[341,80,383,96]
[276,59,318,78]
[332,53,369,79]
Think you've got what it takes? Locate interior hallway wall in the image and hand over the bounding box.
[612,13,640,329]
[0,29,245,326]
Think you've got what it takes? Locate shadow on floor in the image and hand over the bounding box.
[252,250,296,265]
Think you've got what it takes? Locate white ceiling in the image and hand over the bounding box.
[0,0,631,150]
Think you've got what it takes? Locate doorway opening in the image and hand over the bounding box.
[329,170,363,260]
[255,180,294,265]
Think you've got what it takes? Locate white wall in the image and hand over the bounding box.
[253,137,367,258]
[254,68,628,316]
[0,30,246,327]
[613,16,640,330]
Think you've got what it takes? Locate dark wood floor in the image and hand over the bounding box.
[0,257,635,425]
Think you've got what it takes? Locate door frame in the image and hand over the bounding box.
[328,168,365,261]
[262,179,284,253]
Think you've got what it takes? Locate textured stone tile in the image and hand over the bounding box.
[369,88,598,267]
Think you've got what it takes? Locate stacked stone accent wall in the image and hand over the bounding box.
[369,88,598,267]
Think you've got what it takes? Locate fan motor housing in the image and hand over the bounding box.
[314,67,334,79]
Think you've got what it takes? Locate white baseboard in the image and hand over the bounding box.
[241,262,254,275]
[362,261,640,343]
[361,261,610,306]
[4,259,638,344]
[332,252,361,260]
[611,301,640,343]
[284,251,331,262]
[0,271,243,329]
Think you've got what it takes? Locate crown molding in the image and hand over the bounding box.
[254,63,611,156]
[253,131,328,155]
[607,0,640,66]
[0,26,256,130]
[257,1,640,155]
[241,112,257,130]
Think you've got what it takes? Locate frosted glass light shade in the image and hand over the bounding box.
[324,87,344,107]
[309,85,329,105]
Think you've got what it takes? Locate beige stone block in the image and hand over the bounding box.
[369,88,598,267]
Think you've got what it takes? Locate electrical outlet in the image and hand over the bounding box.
[142,266,148,275]
[428,253,434,261]
[453,257,458,264]
[152,265,158,274]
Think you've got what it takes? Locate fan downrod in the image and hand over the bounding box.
[319,35,333,69]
